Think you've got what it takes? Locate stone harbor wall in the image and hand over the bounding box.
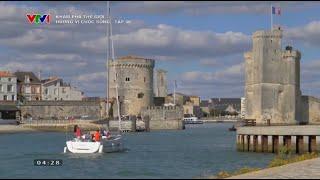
[108,119,136,132]
[301,96,320,124]
[20,101,106,121]
[141,106,184,131]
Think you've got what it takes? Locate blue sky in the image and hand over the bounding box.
[0,1,320,99]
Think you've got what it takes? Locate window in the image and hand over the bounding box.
[12,95,15,101]
[125,77,130,81]
[3,95,7,101]
[144,77,146,83]
[25,75,30,83]
[7,85,13,92]
[0,84,2,92]
[25,86,31,93]
[8,78,11,82]
[138,93,144,99]
[45,88,48,95]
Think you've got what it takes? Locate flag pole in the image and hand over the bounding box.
[271,4,273,31]
[173,80,176,106]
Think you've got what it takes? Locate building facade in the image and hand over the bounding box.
[41,77,83,101]
[210,98,241,112]
[183,101,202,118]
[15,72,42,101]
[240,97,246,119]
[0,71,17,101]
[108,56,155,117]
[189,96,200,106]
[244,27,301,124]
[165,92,190,106]
[154,69,168,97]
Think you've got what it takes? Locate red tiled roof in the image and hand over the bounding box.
[0,71,15,77]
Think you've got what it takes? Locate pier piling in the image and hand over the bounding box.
[272,135,279,153]
[262,135,268,152]
[308,135,317,153]
[237,126,320,154]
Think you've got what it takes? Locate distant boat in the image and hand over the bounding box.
[183,116,203,124]
[228,125,237,131]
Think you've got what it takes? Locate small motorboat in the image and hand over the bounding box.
[64,134,123,154]
[229,125,237,131]
[65,138,103,154]
[101,134,123,153]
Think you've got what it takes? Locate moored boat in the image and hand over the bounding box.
[183,116,203,124]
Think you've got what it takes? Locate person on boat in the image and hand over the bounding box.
[74,125,82,139]
[93,130,101,142]
[106,130,111,139]
[82,132,91,141]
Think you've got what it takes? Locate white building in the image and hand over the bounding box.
[41,77,83,101]
[240,97,246,119]
[0,71,17,101]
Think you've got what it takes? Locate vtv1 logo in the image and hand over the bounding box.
[26,14,50,24]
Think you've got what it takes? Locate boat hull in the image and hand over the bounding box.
[102,136,123,153]
[66,141,102,153]
[65,135,123,154]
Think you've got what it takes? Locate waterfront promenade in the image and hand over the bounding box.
[0,125,36,134]
[0,120,105,134]
[227,157,320,179]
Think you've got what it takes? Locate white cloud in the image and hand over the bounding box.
[76,72,106,82]
[199,58,218,66]
[177,63,245,98]
[114,1,317,15]
[285,21,320,47]
[0,62,53,72]
[82,24,250,58]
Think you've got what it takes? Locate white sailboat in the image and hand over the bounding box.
[63,1,123,154]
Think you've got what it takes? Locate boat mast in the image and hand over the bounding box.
[106,1,110,119]
[108,1,122,131]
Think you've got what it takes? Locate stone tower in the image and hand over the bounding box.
[108,56,155,117]
[244,27,301,125]
[155,69,168,97]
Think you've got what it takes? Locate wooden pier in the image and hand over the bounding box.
[237,125,320,154]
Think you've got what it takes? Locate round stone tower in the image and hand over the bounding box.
[108,55,155,117]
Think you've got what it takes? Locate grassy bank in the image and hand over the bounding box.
[211,146,319,179]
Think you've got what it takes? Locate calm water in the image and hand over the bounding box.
[0,123,274,179]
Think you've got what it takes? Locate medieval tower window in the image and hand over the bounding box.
[138,93,144,99]
[125,77,130,81]
[160,76,164,86]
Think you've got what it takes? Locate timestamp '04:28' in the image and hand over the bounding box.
[34,159,63,166]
